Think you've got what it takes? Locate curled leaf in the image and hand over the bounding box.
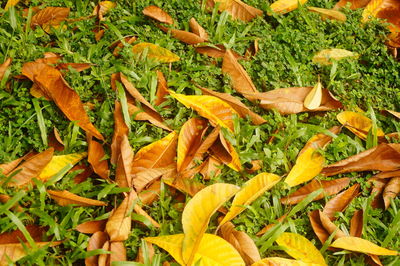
[93,1,116,21]
[47,190,107,207]
[337,111,384,140]
[76,219,107,234]
[132,42,180,63]
[304,81,323,110]
[159,26,206,45]
[323,184,360,220]
[88,136,109,180]
[210,133,242,171]
[143,5,174,24]
[155,70,169,106]
[330,237,398,255]
[189,18,209,40]
[350,210,363,237]
[312,49,358,65]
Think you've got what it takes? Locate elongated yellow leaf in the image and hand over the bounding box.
[312,49,358,65]
[330,237,398,256]
[132,42,179,63]
[38,152,87,180]
[5,0,20,10]
[251,257,320,266]
[284,148,324,187]
[337,111,384,140]
[269,0,308,15]
[275,232,327,265]
[308,7,346,21]
[219,173,281,226]
[304,81,322,110]
[182,183,240,265]
[169,90,239,133]
[145,233,245,266]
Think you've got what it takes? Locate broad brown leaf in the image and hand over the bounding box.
[0,241,61,265]
[139,180,161,205]
[309,210,331,244]
[0,152,32,176]
[210,132,242,171]
[159,26,206,45]
[31,7,70,33]
[318,210,346,239]
[322,143,400,176]
[128,103,172,131]
[374,170,400,179]
[155,70,169,106]
[334,0,370,9]
[189,18,209,40]
[208,0,263,22]
[200,86,266,125]
[143,5,174,24]
[47,190,107,207]
[300,126,341,155]
[163,175,205,197]
[0,58,12,81]
[72,164,93,184]
[350,210,363,237]
[0,225,48,244]
[110,242,127,263]
[111,101,129,164]
[85,231,109,266]
[133,165,175,192]
[383,177,400,209]
[195,44,241,58]
[5,148,53,187]
[200,156,223,179]
[369,177,389,209]
[87,136,109,180]
[115,135,134,188]
[281,177,350,205]
[323,184,360,220]
[76,220,107,234]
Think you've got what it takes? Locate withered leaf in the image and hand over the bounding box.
[0,225,48,244]
[350,210,363,237]
[110,242,127,263]
[88,136,109,180]
[143,5,174,24]
[133,165,175,193]
[159,26,206,45]
[0,152,32,176]
[308,7,347,21]
[93,1,116,21]
[200,156,223,180]
[318,210,347,239]
[115,135,134,188]
[256,215,287,236]
[0,241,61,264]
[163,175,205,197]
[135,242,155,263]
[98,241,110,266]
[210,132,242,171]
[369,177,389,209]
[323,184,360,220]
[76,219,107,234]
[155,70,169,106]
[300,126,341,155]
[31,7,70,33]
[0,58,12,81]
[128,103,172,131]
[47,190,107,207]
[85,231,109,266]
[195,44,241,59]
[337,111,384,140]
[139,180,161,205]
[111,101,129,164]
[189,18,209,40]
[110,36,137,56]
[309,210,331,244]
[383,177,400,209]
[56,63,92,72]
[208,0,263,22]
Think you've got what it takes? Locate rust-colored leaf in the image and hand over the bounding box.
[256,214,287,236]
[350,210,363,237]
[200,156,223,180]
[208,0,263,22]
[369,177,389,209]
[155,70,169,106]
[111,101,129,165]
[323,184,360,220]
[334,0,370,9]
[110,242,127,263]
[0,152,32,176]
[309,210,331,244]
[93,1,116,21]
[318,210,347,239]
[85,231,109,266]
[300,126,341,155]
[110,36,137,56]
[0,241,61,264]
[245,39,259,58]
[72,164,93,184]
[383,177,400,209]
[139,180,161,205]
[281,177,350,205]
[0,225,48,244]
[163,175,205,197]
[133,165,175,192]
[211,132,242,171]
[248,87,342,115]
[159,26,206,45]
[322,143,400,176]
[200,86,266,125]
[87,136,109,180]
[115,135,134,188]
[135,242,155,263]
[189,18,209,40]
[128,103,172,131]
[5,148,53,187]
[143,5,174,24]
[195,44,241,59]
[0,194,23,212]
[76,219,107,234]
[0,58,12,81]
[47,190,107,207]
[98,241,110,266]
[219,222,261,265]
[31,7,70,33]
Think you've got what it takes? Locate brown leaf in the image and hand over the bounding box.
[218,222,261,265]
[76,219,107,234]
[93,1,116,21]
[210,132,242,171]
[56,63,92,72]
[139,180,161,205]
[0,241,61,264]
[369,177,389,209]
[109,36,137,57]
[72,164,93,184]
[318,210,346,239]
[245,159,262,174]
[222,49,259,101]
[300,126,342,155]
[208,0,263,22]
[195,44,241,59]
[334,0,370,9]
[322,143,400,176]
[87,136,109,180]
[323,184,360,220]
[111,101,129,164]
[248,87,342,115]
[200,86,266,125]
[5,148,53,187]
[309,210,331,244]
[383,177,400,209]
[128,103,172,131]
[143,5,173,24]
[0,152,33,176]
[350,210,363,237]
[115,135,134,188]
[256,214,287,236]
[47,190,107,207]
[0,58,12,81]
[374,170,400,179]
[308,7,347,21]
[133,204,160,228]
[199,156,223,180]
[48,127,64,152]
[85,231,109,266]
[22,62,104,140]
[31,7,70,33]
[281,177,351,205]
[155,70,169,106]
[135,242,155,263]
[384,110,400,120]
[158,25,206,45]
[189,18,209,40]
[0,194,23,212]
[110,242,127,263]
[35,52,63,65]
[245,39,259,58]
[133,165,175,192]
[98,240,110,266]
[0,225,48,244]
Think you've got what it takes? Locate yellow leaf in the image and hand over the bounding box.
[284,148,324,187]
[312,49,358,65]
[47,190,107,207]
[304,81,322,110]
[169,90,239,133]
[330,237,398,256]
[212,0,263,22]
[269,0,308,15]
[38,152,87,180]
[211,132,242,171]
[337,111,384,140]
[5,0,20,10]
[275,232,327,265]
[132,42,180,63]
[251,257,320,265]
[145,233,245,266]
[308,7,346,22]
[182,183,240,265]
[219,173,281,226]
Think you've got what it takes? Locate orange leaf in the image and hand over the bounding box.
[88,136,109,180]
[93,1,116,21]
[85,231,109,266]
[189,18,209,40]
[0,242,61,264]
[110,242,127,263]
[31,7,70,33]
[128,103,172,131]
[98,240,110,266]
[0,58,12,81]
[136,242,155,263]
[0,152,32,176]
[309,210,331,244]
[0,194,23,212]
[76,219,107,234]
[300,126,341,155]
[350,210,363,237]
[47,190,107,207]
[163,175,205,197]
[155,70,169,106]
[0,225,48,244]
[143,5,174,24]
[318,210,347,239]
[208,0,263,22]
[211,132,242,171]
[200,156,223,180]
[109,36,137,56]
[195,44,241,59]
[133,165,175,192]
[139,180,161,205]
[383,176,400,209]
[323,184,360,220]
[159,26,206,45]
[115,135,134,188]
[111,101,129,164]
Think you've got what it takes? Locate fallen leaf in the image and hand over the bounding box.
[169,90,239,132]
[181,183,240,265]
[384,110,400,119]
[111,101,130,164]
[281,177,350,205]
[304,80,323,110]
[195,44,241,58]
[257,214,287,236]
[145,233,245,266]
[189,18,209,40]
[155,70,169,106]
[143,5,174,24]
[350,210,363,237]
[300,126,341,154]
[85,231,109,266]
[139,180,161,205]
[337,111,384,140]
[334,0,370,9]
[115,135,134,188]
[128,103,172,131]
[330,237,398,255]
[163,175,206,197]
[200,86,266,125]
[47,190,107,207]
[0,194,23,212]
[210,132,242,171]
[245,160,263,174]
[251,257,319,265]
[323,184,360,220]
[136,242,154,263]
[0,58,12,81]
[312,48,358,65]
[38,152,87,180]
[56,63,92,72]
[222,49,259,101]
[5,148,54,187]
[0,152,32,176]
[110,242,127,263]
[93,1,116,21]
[88,136,109,180]
[200,156,223,179]
[309,210,332,244]
[98,240,110,266]
[0,225,48,244]
[219,222,261,265]
[110,36,137,56]
[308,7,347,21]
[219,173,281,226]
[284,148,325,188]
[369,177,389,209]
[4,0,20,10]
[269,0,308,15]
[318,210,347,239]
[159,26,206,45]
[31,7,70,33]
[383,177,400,209]
[248,87,342,115]
[133,165,175,192]
[275,232,327,265]
[132,42,180,63]
[76,219,107,234]
[0,241,61,265]
[209,0,263,22]
[322,143,400,176]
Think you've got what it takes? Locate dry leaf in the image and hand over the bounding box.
[195,44,241,58]
[281,177,350,205]
[0,58,12,81]
[111,101,129,164]
[0,225,48,244]
[38,152,87,180]
[47,190,107,207]
[31,7,70,33]
[308,7,347,21]
[322,143,400,176]
[334,0,370,9]
[4,0,20,10]
[163,175,206,197]
[143,5,174,24]
[323,184,360,220]
[189,18,209,40]
[300,126,341,155]
[312,48,358,65]
[0,241,61,265]
[132,42,180,63]
[210,132,242,171]
[139,180,161,205]
[110,36,137,56]
[88,136,109,180]
[0,152,32,176]
[309,210,332,244]
[85,231,109,266]
[159,26,206,45]
[369,177,389,209]
[181,183,240,265]
[383,177,400,209]
[115,135,134,188]
[350,210,363,237]
[209,0,263,22]
[269,0,308,14]
[318,210,347,239]
[155,70,169,106]
[98,241,110,266]
[219,222,261,265]
[384,110,400,120]
[251,257,319,265]
[330,237,398,255]
[134,165,175,192]
[93,1,116,21]
[110,242,127,263]
[76,219,107,234]
[304,80,323,110]
[128,103,172,131]
[0,194,23,212]
[337,111,384,140]
[135,242,155,263]
[200,156,223,179]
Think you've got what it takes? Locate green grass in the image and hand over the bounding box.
[0,0,399,265]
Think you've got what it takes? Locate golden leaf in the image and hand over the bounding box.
[304,81,323,110]
[337,111,384,140]
[210,0,263,22]
[47,190,107,207]
[38,152,87,180]
[312,49,358,65]
[132,43,180,63]
[251,257,320,265]
[308,7,347,21]
[269,0,308,15]
[330,237,398,255]
[5,0,20,10]
[182,183,240,265]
